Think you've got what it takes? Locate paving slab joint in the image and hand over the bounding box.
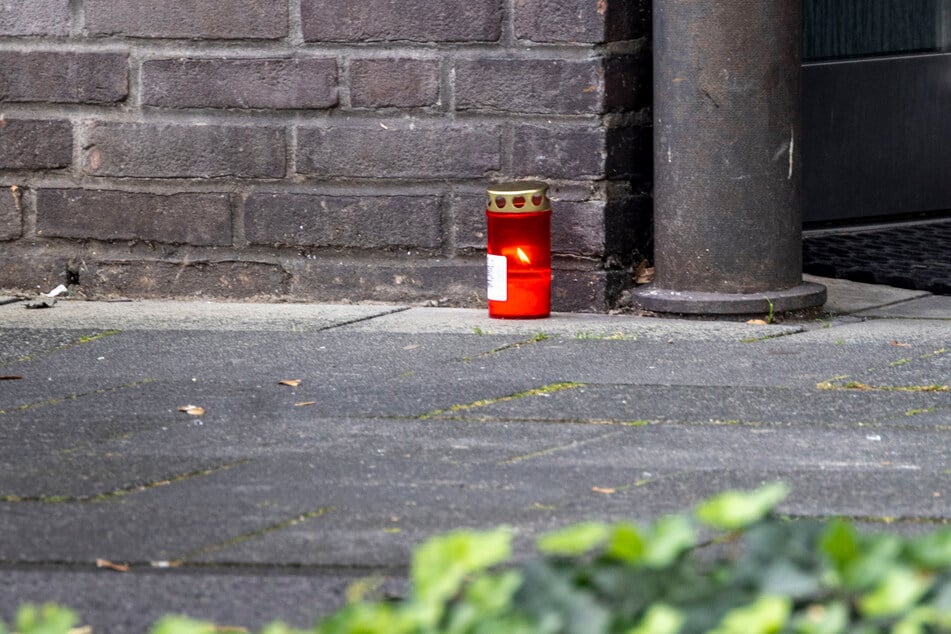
[418,382,586,420]
[169,507,334,567]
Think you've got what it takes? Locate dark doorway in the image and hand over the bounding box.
[801,1,951,295]
[802,0,951,225]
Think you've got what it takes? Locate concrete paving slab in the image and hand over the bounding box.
[858,295,951,319]
[342,306,806,341]
[0,300,408,331]
[0,297,949,632]
[804,274,931,315]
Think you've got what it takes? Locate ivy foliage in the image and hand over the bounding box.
[8,483,951,633]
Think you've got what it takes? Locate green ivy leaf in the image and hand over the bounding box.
[695,482,789,531]
[149,615,218,634]
[606,522,646,565]
[709,595,791,634]
[14,604,79,634]
[819,519,861,578]
[643,515,695,568]
[844,532,902,590]
[446,571,523,634]
[858,567,934,618]
[315,602,419,634]
[627,603,684,634]
[789,601,848,634]
[410,527,513,626]
[908,527,951,569]
[538,522,609,557]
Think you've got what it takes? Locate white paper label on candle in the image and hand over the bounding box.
[486,253,507,301]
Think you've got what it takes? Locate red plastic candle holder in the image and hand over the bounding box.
[485,182,551,319]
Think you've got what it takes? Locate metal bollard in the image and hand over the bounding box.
[633,0,825,314]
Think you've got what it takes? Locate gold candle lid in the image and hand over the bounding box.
[486,181,550,213]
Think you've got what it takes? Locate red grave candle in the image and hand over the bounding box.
[485,182,551,319]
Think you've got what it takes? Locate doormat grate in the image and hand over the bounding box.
[803,220,951,295]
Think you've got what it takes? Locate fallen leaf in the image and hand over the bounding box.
[279,379,302,387]
[68,628,93,634]
[178,405,205,416]
[890,340,912,348]
[746,319,769,326]
[96,558,129,572]
[0,375,23,380]
[633,260,655,284]
[294,401,317,407]
[592,487,616,495]
[402,344,419,350]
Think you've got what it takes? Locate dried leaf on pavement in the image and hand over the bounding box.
[294,401,317,407]
[746,319,769,326]
[279,379,302,387]
[592,487,616,495]
[96,558,130,572]
[178,405,205,416]
[890,340,912,347]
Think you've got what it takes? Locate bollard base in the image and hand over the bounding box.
[631,282,827,316]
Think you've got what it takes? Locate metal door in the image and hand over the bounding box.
[802,0,951,225]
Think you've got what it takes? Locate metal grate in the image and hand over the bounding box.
[803,220,951,295]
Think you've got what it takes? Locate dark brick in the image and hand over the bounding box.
[288,256,485,305]
[84,0,287,39]
[451,192,604,256]
[552,263,615,312]
[84,123,286,179]
[0,119,72,170]
[604,54,651,112]
[296,125,500,178]
[142,58,338,110]
[450,192,487,251]
[455,59,601,114]
[515,0,649,43]
[514,0,605,43]
[36,189,232,245]
[0,186,22,240]
[0,0,69,36]
[0,52,128,104]
[245,193,442,249]
[85,261,290,299]
[286,254,612,310]
[0,254,68,293]
[301,0,501,42]
[512,124,605,179]
[350,59,439,108]
[606,126,651,180]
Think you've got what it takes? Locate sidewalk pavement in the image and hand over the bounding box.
[0,276,949,632]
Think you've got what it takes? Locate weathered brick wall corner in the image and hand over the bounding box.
[0,0,652,312]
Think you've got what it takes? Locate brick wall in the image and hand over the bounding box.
[0,0,651,311]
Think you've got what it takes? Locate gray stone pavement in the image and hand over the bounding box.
[0,276,949,632]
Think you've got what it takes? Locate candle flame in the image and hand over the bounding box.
[516,247,531,264]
